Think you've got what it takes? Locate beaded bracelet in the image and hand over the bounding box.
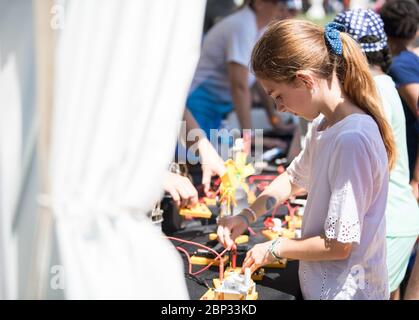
[269,238,282,260]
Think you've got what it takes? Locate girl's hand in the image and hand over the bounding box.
[217,215,248,250]
[242,241,277,274]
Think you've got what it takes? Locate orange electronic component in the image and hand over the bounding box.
[179,203,212,219]
[190,255,229,266]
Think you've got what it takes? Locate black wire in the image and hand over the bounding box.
[185,273,213,289]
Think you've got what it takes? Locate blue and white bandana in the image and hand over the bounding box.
[334,9,388,53]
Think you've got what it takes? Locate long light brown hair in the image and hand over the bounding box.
[251,19,396,169]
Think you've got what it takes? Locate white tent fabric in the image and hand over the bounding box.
[0,0,37,299]
[48,0,206,299]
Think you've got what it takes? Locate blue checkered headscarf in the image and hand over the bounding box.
[334,9,388,53]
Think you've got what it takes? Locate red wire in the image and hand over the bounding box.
[191,248,229,278]
[166,236,228,280]
[231,248,237,269]
[176,246,192,274]
[271,203,281,218]
[247,226,257,236]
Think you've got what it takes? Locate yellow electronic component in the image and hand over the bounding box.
[285,215,302,229]
[247,191,257,205]
[252,268,265,281]
[214,291,258,300]
[224,266,265,281]
[202,288,254,301]
[261,229,280,240]
[224,267,242,277]
[264,258,287,269]
[179,203,212,219]
[219,156,255,217]
[208,233,248,244]
[213,278,222,288]
[200,289,216,300]
[209,233,218,241]
[282,229,296,239]
[190,255,229,266]
[200,267,258,300]
[261,228,295,240]
[203,197,217,206]
[235,235,249,244]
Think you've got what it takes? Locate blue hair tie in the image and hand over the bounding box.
[324,22,346,55]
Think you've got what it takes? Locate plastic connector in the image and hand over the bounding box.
[179,203,212,219]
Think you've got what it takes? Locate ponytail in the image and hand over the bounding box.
[339,33,396,169]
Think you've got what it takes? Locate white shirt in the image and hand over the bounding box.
[189,6,262,102]
[287,114,390,300]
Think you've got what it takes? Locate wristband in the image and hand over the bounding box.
[242,207,257,223]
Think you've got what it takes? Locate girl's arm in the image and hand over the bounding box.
[242,171,304,220]
[242,236,353,274]
[278,236,353,261]
[217,171,305,249]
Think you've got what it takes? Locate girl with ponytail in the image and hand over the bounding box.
[217,19,395,299]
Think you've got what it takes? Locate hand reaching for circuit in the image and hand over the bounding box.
[217,215,248,250]
[198,138,226,196]
[163,171,198,208]
[241,241,276,274]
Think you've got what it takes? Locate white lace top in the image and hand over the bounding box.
[287,114,390,300]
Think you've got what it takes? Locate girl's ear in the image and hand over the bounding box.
[295,71,315,90]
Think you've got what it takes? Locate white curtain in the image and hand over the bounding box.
[0,0,37,299]
[47,0,206,299]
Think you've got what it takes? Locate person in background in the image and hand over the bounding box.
[381,0,419,200]
[404,244,419,299]
[381,1,419,299]
[186,0,298,146]
[334,8,419,300]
